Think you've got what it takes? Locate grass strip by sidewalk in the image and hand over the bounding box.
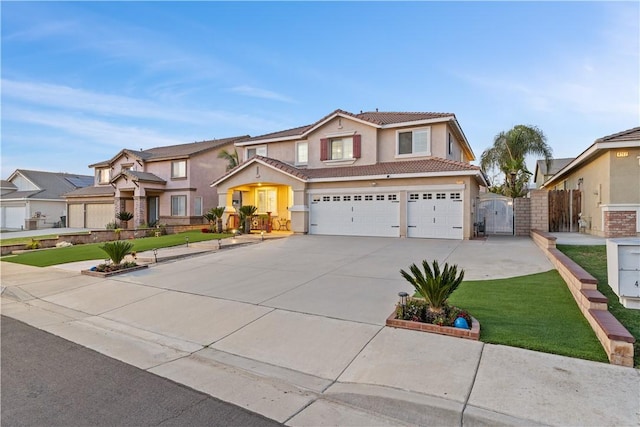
[448,270,609,363]
[558,244,640,368]
[1,231,231,267]
[1,232,91,245]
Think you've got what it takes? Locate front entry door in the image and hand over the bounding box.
[148,196,159,225]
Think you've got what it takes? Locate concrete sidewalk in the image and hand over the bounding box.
[1,235,638,426]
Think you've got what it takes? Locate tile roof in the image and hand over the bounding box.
[216,155,481,184]
[90,135,249,167]
[121,170,166,183]
[597,126,640,143]
[64,185,115,198]
[240,109,455,143]
[3,170,93,200]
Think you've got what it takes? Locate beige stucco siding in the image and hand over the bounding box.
[609,148,640,204]
[306,117,379,168]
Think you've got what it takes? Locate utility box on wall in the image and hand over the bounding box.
[606,238,640,309]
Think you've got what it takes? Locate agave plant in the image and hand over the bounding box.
[238,205,257,233]
[400,260,465,314]
[99,241,134,265]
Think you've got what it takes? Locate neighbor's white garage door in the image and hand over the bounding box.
[68,204,85,228]
[407,191,463,239]
[1,206,26,229]
[86,203,114,229]
[310,192,400,237]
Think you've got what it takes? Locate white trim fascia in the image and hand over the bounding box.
[543,140,640,188]
[210,158,307,187]
[288,204,308,212]
[307,183,466,195]
[7,171,40,191]
[0,197,66,203]
[308,170,482,183]
[308,112,382,134]
[600,204,640,210]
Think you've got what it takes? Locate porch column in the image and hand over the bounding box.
[289,188,308,234]
[134,196,147,228]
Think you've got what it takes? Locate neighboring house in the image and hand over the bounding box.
[533,157,574,188]
[0,169,93,230]
[212,109,488,240]
[541,126,640,237]
[65,136,248,229]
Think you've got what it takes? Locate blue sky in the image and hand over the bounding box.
[2,1,638,181]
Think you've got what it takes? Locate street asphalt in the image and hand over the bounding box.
[1,315,282,427]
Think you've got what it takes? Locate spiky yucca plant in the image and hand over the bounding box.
[99,241,134,265]
[400,260,465,314]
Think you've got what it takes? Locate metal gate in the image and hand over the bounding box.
[549,190,581,232]
[477,194,514,235]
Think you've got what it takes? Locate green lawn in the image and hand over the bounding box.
[1,231,231,267]
[448,270,609,363]
[558,245,640,367]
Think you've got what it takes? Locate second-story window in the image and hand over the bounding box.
[296,142,308,165]
[171,160,187,179]
[397,127,431,157]
[247,145,267,158]
[320,135,361,161]
[98,168,111,184]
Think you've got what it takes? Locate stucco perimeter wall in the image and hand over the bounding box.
[531,229,635,367]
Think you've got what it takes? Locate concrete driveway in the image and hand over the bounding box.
[3,235,637,426]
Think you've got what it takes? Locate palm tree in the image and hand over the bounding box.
[480,125,552,197]
[217,149,240,171]
[238,205,257,233]
[203,207,225,233]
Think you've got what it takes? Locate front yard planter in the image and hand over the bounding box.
[386,311,481,340]
[81,264,148,277]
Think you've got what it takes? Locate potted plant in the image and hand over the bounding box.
[116,211,134,229]
[388,260,479,339]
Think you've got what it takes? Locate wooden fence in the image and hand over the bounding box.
[548,190,581,232]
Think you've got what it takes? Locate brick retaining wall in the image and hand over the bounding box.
[531,229,635,367]
[604,211,637,238]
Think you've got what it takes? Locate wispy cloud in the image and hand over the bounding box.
[228,85,295,103]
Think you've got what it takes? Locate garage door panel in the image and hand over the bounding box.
[2,206,25,229]
[407,191,463,240]
[86,204,114,229]
[68,204,84,228]
[310,193,399,237]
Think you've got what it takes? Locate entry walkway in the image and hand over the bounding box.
[1,235,638,426]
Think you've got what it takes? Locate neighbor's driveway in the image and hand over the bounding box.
[6,236,633,426]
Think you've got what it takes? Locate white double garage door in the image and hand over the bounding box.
[309,189,463,239]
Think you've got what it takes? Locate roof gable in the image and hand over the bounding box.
[5,169,93,199]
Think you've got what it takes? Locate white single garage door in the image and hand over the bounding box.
[86,203,114,229]
[2,206,26,229]
[310,192,400,237]
[407,191,463,239]
[68,204,85,228]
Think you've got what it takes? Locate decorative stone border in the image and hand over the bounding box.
[386,312,481,341]
[81,264,148,278]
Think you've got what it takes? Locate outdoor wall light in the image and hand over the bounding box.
[153,248,158,263]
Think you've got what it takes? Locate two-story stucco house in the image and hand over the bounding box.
[541,126,640,237]
[65,136,247,229]
[212,109,488,240]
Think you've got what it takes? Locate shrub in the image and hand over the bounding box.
[400,260,465,314]
[395,298,472,327]
[25,239,41,250]
[105,221,118,230]
[99,240,134,265]
[201,228,211,233]
[116,211,134,221]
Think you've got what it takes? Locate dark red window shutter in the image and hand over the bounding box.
[353,134,361,158]
[320,138,329,161]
